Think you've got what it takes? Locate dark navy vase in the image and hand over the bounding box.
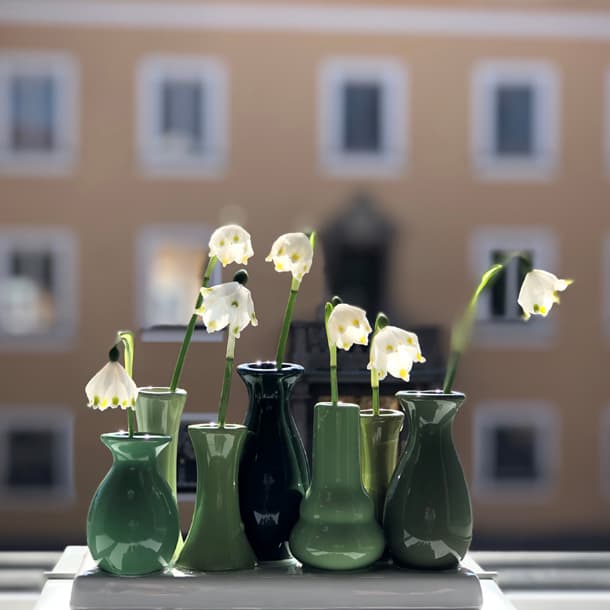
[237,361,310,562]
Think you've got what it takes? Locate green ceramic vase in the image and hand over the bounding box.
[135,387,186,555]
[383,391,473,570]
[86,432,180,576]
[289,403,384,571]
[177,424,256,572]
[359,408,405,523]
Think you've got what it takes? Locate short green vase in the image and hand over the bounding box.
[86,432,180,576]
[359,408,405,523]
[383,391,473,570]
[135,387,186,555]
[289,403,384,571]
[177,424,256,572]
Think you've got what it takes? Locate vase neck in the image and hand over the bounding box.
[101,433,171,463]
[237,362,303,405]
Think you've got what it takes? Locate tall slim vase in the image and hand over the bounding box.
[86,432,180,576]
[289,403,384,571]
[177,424,256,572]
[136,386,186,555]
[237,361,309,562]
[383,391,473,570]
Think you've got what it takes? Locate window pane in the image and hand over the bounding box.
[489,249,533,319]
[10,75,56,152]
[160,79,204,154]
[495,85,533,155]
[490,250,508,318]
[492,426,538,481]
[342,82,382,152]
[7,430,55,488]
[0,250,57,335]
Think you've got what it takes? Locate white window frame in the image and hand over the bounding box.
[473,400,559,503]
[471,59,559,181]
[469,226,558,348]
[0,407,74,507]
[319,57,407,178]
[0,51,78,175]
[0,227,78,350]
[136,224,222,342]
[137,55,228,178]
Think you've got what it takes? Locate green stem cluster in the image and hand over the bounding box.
[275,279,300,367]
[369,312,389,416]
[325,299,340,406]
[117,330,135,437]
[218,333,236,428]
[170,255,219,392]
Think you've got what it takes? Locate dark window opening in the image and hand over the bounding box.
[160,79,205,153]
[7,430,55,488]
[342,82,382,153]
[495,85,534,156]
[490,250,532,319]
[491,425,539,481]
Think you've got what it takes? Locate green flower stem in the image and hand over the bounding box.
[118,330,135,438]
[371,368,380,416]
[330,344,338,406]
[218,332,236,428]
[170,255,219,392]
[275,277,300,368]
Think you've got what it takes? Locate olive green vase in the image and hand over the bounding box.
[177,424,256,572]
[289,403,384,571]
[86,432,180,576]
[383,391,473,570]
[359,408,405,523]
[135,387,186,555]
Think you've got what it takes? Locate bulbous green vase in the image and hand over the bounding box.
[289,403,384,571]
[86,432,180,576]
[177,424,256,572]
[359,408,405,523]
[383,391,473,570]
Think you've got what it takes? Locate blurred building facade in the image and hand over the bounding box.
[0,0,608,549]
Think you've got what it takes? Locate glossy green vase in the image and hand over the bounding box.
[86,432,180,576]
[177,424,256,572]
[359,408,405,523]
[289,403,384,571]
[237,361,310,563]
[383,391,473,570]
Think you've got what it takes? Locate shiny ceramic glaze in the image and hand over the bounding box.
[86,433,180,576]
[289,403,384,571]
[383,391,473,570]
[177,424,256,572]
[237,361,310,562]
[359,408,405,523]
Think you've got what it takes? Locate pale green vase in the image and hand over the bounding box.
[177,424,256,572]
[289,403,384,571]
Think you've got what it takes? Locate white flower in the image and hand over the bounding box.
[367,326,426,382]
[326,304,372,350]
[195,281,258,337]
[85,361,138,411]
[265,233,313,281]
[208,224,254,267]
[518,269,573,321]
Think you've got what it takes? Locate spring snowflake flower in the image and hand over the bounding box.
[518,269,573,321]
[195,281,258,337]
[326,304,372,350]
[85,361,138,411]
[368,326,426,382]
[265,232,314,281]
[208,224,254,267]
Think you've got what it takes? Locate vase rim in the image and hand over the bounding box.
[315,401,359,409]
[188,422,246,431]
[100,431,172,442]
[396,389,466,400]
[359,408,405,418]
[236,361,304,375]
[137,386,187,396]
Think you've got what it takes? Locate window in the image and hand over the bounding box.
[0,408,74,505]
[0,52,78,174]
[471,60,559,180]
[474,401,559,501]
[469,226,558,347]
[136,225,221,342]
[0,227,77,349]
[137,56,227,176]
[319,57,407,177]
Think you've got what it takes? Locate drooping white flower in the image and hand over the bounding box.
[208,224,254,267]
[518,269,573,321]
[326,303,372,350]
[368,325,426,382]
[195,281,258,337]
[85,361,138,411]
[265,232,314,281]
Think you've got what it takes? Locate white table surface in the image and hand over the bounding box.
[34,547,518,610]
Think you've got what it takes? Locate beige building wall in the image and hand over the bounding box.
[0,1,608,548]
